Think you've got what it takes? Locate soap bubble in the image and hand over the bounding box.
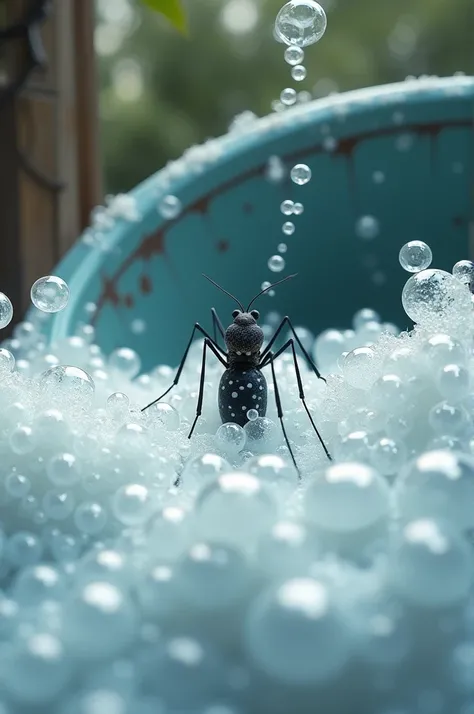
[399,241,433,273]
[353,308,380,330]
[244,578,350,684]
[402,269,472,327]
[13,564,66,606]
[280,199,294,215]
[370,437,407,476]
[196,472,277,550]
[43,490,75,521]
[106,391,130,417]
[0,292,13,329]
[112,484,154,526]
[159,194,182,220]
[215,423,247,455]
[305,462,390,533]
[31,276,69,313]
[390,519,472,608]
[247,409,259,421]
[293,201,304,215]
[356,215,379,241]
[181,453,230,488]
[342,347,379,389]
[108,348,141,379]
[453,260,474,289]
[278,243,288,253]
[9,425,36,455]
[62,581,137,659]
[246,453,297,486]
[429,401,469,436]
[41,365,95,406]
[290,163,312,185]
[47,453,81,487]
[395,451,474,529]
[146,402,180,431]
[436,364,470,402]
[244,417,280,452]
[6,532,43,568]
[268,255,285,272]
[280,87,297,106]
[282,221,295,235]
[275,1,327,47]
[423,333,467,369]
[74,502,107,534]
[291,64,307,81]
[313,329,345,371]
[0,348,15,374]
[284,44,304,65]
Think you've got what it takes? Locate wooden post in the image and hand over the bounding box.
[0,0,101,321]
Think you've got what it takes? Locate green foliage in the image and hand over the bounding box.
[141,0,187,32]
[99,0,473,194]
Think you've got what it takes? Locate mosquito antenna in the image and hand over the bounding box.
[202,274,245,311]
[247,274,297,311]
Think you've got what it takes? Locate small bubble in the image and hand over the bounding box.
[452,260,474,289]
[291,164,312,185]
[373,170,385,184]
[30,276,69,313]
[268,255,286,273]
[291,65,307,81]
[356,215,379,241]
[280,88,297,106]
[158,194,181,220]
[280,200,294,215]
[293,202,304,215]
[282,221,295,236]
[284,45,304,65]
[278,243,288,253]
[247,409,259,421]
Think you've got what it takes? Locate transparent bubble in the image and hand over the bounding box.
[342,347,378,389]
[402,269,472,326]
[423,333,467,368]
[74,502,107,535]
[182,453,230,487]
[280,87,297,106]
[395,451,474,529]
[268,255,285,273]
[353,308,380,330]
[43,490,75,521]
[390,519,472,608]
[244,578,350,684]
[280,199,294,215]
[246,453,297,486]
[290,163,312,185]
[159,194,182,220]
[399,241,433,273]
[30,276,69,313]
[370,437,407,476]
[0,348,15,374]
[292,64,307,81]
[306,462,390,533]
[10,425,36,455]
[47,453,81,487]
[356,215,379,241]
[13,564,66,606]
[282,221,295,235]
[3,632,72,704]
[247,409,259,421]
[112,484,153,526]
[436,363,470,402]
[215,423,247,455]
[176,541,250,612]
[62,581,137,659]
[275,0,327,47]
[293,201,304,215]
[5,472,31,499]
[244,417,280,452]
[0,292,13,329]
[108,348,141,379]
[196,472,277,550]
[148,506,192,560]
[429,401,469,436]
[372,374,408,413]
[453,260,474,288]
[106,391,130,417]
[373,170,385,184]
[284,44,304,65]
[40,365,95,406]
[278,243,288,253]
[335,430,372,464]
[313,329,345,371]
[6,531,43,568]
[146,402,180,431]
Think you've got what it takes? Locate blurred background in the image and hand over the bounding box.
[97,0,474,194]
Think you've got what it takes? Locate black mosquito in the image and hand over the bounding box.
[141,274,332,470]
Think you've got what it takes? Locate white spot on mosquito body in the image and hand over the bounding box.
[239,386,244,391]
[247,383,252,388]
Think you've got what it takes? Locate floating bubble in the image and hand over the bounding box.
[31,276,69,313]
[215,423,247,455]
[268,255,285,273]
[108,348,141,379]
[293,201,304,215]
[291,64,307,81]
[342,347,379,389]
[244,417,280,452]
[112,484,154,527]
[280,199,294,215]
[282,221,295,235]
[275,0,327,47]
[280,87,297,106]
[278,243,288,253]
[0,292,13,329]
[284,44,304,65]
[290,163,312,185]
[399,241,433,273]
[356,215,379,241]
[453,260,474,289]
[0,347,15,374]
